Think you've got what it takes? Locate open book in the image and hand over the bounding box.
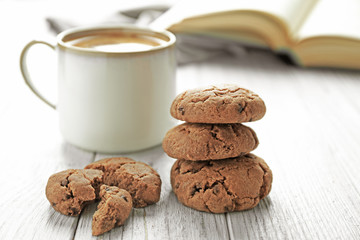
[151,0,360,70]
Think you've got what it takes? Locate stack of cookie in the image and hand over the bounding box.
[162,85,273,213]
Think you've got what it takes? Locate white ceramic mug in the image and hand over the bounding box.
[20,25,176,153]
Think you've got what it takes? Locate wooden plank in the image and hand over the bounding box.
[0,97,95,240]
[0,5,95,237]
[220,52,360,239]
[74,146,230,239]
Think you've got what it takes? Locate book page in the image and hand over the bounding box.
[151,0,317,35]
[296,0,360,41]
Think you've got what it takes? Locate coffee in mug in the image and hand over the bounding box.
[20,25,176,153]
[66,29,168,52]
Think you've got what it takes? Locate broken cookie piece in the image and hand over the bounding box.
[92,185,132,236]
[85,157,161,208]
[45,169,103,216]
[170,154,272,213]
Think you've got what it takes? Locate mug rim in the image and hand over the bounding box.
[57,24,176,55]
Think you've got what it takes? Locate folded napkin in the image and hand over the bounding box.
[46,3,248,65]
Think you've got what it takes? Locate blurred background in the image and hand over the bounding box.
[0,0,179,113]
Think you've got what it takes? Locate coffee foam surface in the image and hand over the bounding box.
[63,30,169,53]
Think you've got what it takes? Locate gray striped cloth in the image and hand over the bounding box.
[46,4,247,65]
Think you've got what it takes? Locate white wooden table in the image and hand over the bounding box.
[1,1,360,239]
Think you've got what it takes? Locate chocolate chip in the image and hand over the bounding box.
[249,118,253,122]
[70,208,79,215]
[213,186,220,195]
[175,183,180,189]
[238,104,243,113]
[226,146,233,150]
[195,183,202,191]
[191,185,202,197]
[52,202,56,206]
[224,206,233,212]
[178,107,185,115]
[120,195,128,202]
[60,179,68,187]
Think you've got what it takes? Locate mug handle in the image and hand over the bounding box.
[20,40,56,109]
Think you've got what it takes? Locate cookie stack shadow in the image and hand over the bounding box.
[162,85,273,213]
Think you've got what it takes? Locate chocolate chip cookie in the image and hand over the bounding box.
[171,154,272,213]
[170,85,266,123]
[45,169,103,216]
[163,122,258,161]
[85,157,161,208]
[92,185,132,236]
